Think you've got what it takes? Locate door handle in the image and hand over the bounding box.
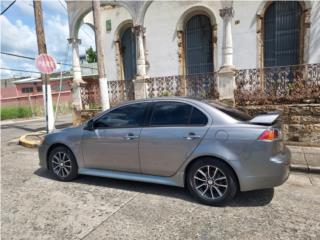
[124,133,139,140]
[184,133,201,140]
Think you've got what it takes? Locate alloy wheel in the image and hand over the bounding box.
[193,165,228,200]
[51,151,72,178]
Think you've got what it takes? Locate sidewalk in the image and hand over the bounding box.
[0,113,72,126]
[288,145,320,172]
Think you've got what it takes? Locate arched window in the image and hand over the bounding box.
[185,15,213,74]
[264,1,302,67]
[120,27,136,80]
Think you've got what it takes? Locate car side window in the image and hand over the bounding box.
[94,102,148,128]
[150,102,192,126]
[190,107,208,125]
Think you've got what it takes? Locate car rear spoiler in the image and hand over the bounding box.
[249,112,280,126]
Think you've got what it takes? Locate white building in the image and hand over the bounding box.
[66,0,320,105]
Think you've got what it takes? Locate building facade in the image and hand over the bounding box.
[67,0,320,82]
[66,1,320,137]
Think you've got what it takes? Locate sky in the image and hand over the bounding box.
[0,0,95,79]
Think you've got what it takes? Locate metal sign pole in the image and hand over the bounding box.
[45,74,48,133]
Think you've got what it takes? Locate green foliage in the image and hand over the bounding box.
[86,47,97,63]
[1,103,73,120]
[159,91,171,97]
[1,106,33,120]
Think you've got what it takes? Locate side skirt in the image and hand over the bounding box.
[78,168,184,187]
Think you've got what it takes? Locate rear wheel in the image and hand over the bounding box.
[187,158,237,206]
[48,146,78,181]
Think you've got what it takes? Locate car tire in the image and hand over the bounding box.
[187,158,237,206]
[48,146,78,181]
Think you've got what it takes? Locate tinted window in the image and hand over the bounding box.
[216,107,251,121]
[190,107,208,125]
[204,101,252,121]
[150,102,192,126]
[94,103,148,128]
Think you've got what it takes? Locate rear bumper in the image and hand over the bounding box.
[239,147,291,192]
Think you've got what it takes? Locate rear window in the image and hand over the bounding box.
[203,101,252,121]
[216,107,252,121]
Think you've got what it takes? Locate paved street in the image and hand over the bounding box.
[1,116,320,240]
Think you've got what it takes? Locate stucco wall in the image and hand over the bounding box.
[232,1,261,69]
[83,6,132,81]
[81,1,320,80]
[144,1,223,77]
[308,1,320,64]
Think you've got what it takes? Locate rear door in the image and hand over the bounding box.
[139,101,210,176]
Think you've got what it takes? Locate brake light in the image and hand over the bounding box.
[258,129,279,141]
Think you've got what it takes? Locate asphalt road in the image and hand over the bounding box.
[1,116,320,240]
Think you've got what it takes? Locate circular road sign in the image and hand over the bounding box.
[35,54,57,74]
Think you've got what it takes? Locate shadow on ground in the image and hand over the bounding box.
[34,168,274,207]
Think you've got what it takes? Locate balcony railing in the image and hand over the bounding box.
[145,72,218,99]
[80,79,134,109]
[235,63,320,105]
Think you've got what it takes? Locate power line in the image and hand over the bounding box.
[0,51,98,70]
[1,0,16,15]
[0,67,41,74]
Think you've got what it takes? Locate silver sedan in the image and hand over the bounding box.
[38,97,290,205]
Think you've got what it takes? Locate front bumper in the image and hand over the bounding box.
[239,146,291,192]
[38,143,49,169]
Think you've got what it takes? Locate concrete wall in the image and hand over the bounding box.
[82,1,320,80]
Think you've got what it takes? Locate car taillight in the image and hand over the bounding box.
[258,129,279,141]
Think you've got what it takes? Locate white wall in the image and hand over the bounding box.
[308,1,320,64]
[232,1,261,69]
[83,0,320,80]
[83,6,132,81]
[144,1,223,77]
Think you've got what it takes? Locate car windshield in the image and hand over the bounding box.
[202,100,252,121]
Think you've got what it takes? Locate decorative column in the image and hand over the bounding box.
[133,25,148,99]
[177,30,187,95]
[218,7,236,105]
[68,37,84,125]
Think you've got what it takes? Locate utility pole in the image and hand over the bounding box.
[92,0,110,110]
[33,0,55,132]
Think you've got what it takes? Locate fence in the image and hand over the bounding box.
[80,79,134,109]
[234,63,320,105]
[145,72,218,99]
[80,73,218,109]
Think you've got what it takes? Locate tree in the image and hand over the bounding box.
[86,47,97,63]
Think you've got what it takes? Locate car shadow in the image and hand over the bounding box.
[34,168,274,207]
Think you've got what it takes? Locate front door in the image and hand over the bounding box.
[139,101,210,176]
[81,102,148,173]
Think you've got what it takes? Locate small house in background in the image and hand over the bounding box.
[0,73,98,110]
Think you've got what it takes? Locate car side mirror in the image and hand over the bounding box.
[84,119,94,131]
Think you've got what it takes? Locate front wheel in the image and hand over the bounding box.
[187,159,238,206]
[48,146,78,181]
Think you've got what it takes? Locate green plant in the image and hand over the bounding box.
[86,46,97,63]
[159,91,171,97]
[1,106,33,120]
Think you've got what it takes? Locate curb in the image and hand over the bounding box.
[19,131,46,148]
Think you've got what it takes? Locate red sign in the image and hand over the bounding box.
[35,54,57,74]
